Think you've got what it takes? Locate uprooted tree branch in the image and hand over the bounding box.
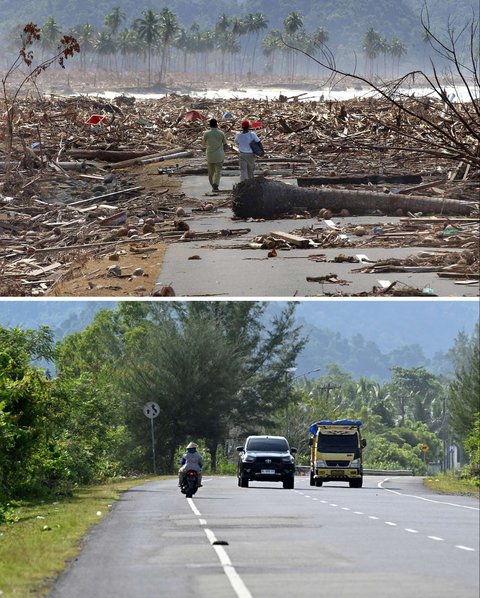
[281,7,480,173]
[1,23,80,192]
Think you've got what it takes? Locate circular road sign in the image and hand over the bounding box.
[143,402,160,419]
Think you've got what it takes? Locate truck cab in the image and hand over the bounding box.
[309,419,366,488]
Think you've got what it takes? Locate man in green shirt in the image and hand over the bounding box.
[203,118,227,192]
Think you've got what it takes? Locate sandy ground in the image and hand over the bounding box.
[50,241,167,297]
[49,160,182,297]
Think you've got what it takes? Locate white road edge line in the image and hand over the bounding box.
[204,528,253,598]
[378,478,479,511]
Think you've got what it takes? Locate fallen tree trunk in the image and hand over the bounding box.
[297,173,422,186]
[65,146,185,164]
[232,176,475,218]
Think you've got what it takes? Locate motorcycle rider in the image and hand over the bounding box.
[178,442,204,487]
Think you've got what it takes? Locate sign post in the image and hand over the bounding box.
[143,402,160,474]
[420,443,429,465]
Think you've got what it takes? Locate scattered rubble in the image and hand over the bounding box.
[0,91,478,296]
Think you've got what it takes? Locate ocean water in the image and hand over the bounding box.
[89,84,475,103]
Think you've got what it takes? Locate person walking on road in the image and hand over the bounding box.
[203,118,227,192]
[235,120,263,182]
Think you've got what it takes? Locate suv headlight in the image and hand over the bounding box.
[282,456,294,463]
[243,456,255,463]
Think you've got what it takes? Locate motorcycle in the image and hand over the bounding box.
[180,469,200,498]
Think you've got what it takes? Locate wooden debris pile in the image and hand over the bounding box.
[1,91,478,296]
[3,93,478,180]
[0,179,197,296]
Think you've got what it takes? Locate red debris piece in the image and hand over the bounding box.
[85,114,106,125]
[184,110,206,122]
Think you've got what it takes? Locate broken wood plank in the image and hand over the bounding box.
[109,147,186,169]
[65,148,180,162]
[394,180,446,195]
[270,231,311,247]
[68,186,144,207]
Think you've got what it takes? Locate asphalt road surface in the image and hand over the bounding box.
[50,476,479,598]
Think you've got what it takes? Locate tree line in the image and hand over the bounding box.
[0,302,478,522]
[2,6,417,85]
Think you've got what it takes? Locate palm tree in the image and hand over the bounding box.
[94,31,116,70]
[215,13,231,35]
[262,29,282,74]
[378,35,389,77]
[158,7,179,84]
[283,11,304,81]
[389,37,408,77]
[117,28,139,71]
[248,13,268,74]
[216,30,240,76]
[40,17,62,59]
[231,16,248,77]
[174,28,190,72]
[362,27,382,78]
[134,9,161,85]
[104,6,126,38]
[72,22,95,70]
[284,11,303,36]
[310,26,329,79]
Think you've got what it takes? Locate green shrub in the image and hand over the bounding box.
[462,412,480,484]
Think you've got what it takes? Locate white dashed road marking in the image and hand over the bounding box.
[187,498,253,598]
[294,481,477,553]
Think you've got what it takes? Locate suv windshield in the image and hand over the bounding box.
[246,438,289,452]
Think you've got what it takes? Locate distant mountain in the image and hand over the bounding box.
[270,300,479,381]
[0,300,116,340]
[295,300,478,357]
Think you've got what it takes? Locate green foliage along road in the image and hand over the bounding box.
[1,303,478,523]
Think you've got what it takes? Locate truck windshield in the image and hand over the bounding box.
[246,438,289,451]
[318,434,358,453]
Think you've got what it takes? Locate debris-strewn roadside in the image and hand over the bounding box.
[1,92,478,296]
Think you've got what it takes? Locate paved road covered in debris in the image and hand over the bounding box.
[156,175,479,297]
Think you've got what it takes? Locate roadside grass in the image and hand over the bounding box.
[0,476,166,598]
[424,473,480,498]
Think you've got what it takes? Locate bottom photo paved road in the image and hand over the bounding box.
[50,476,479,598]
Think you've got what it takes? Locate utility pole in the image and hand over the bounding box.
[317,383,341,405]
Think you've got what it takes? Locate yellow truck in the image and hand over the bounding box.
[309,419,366,488]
